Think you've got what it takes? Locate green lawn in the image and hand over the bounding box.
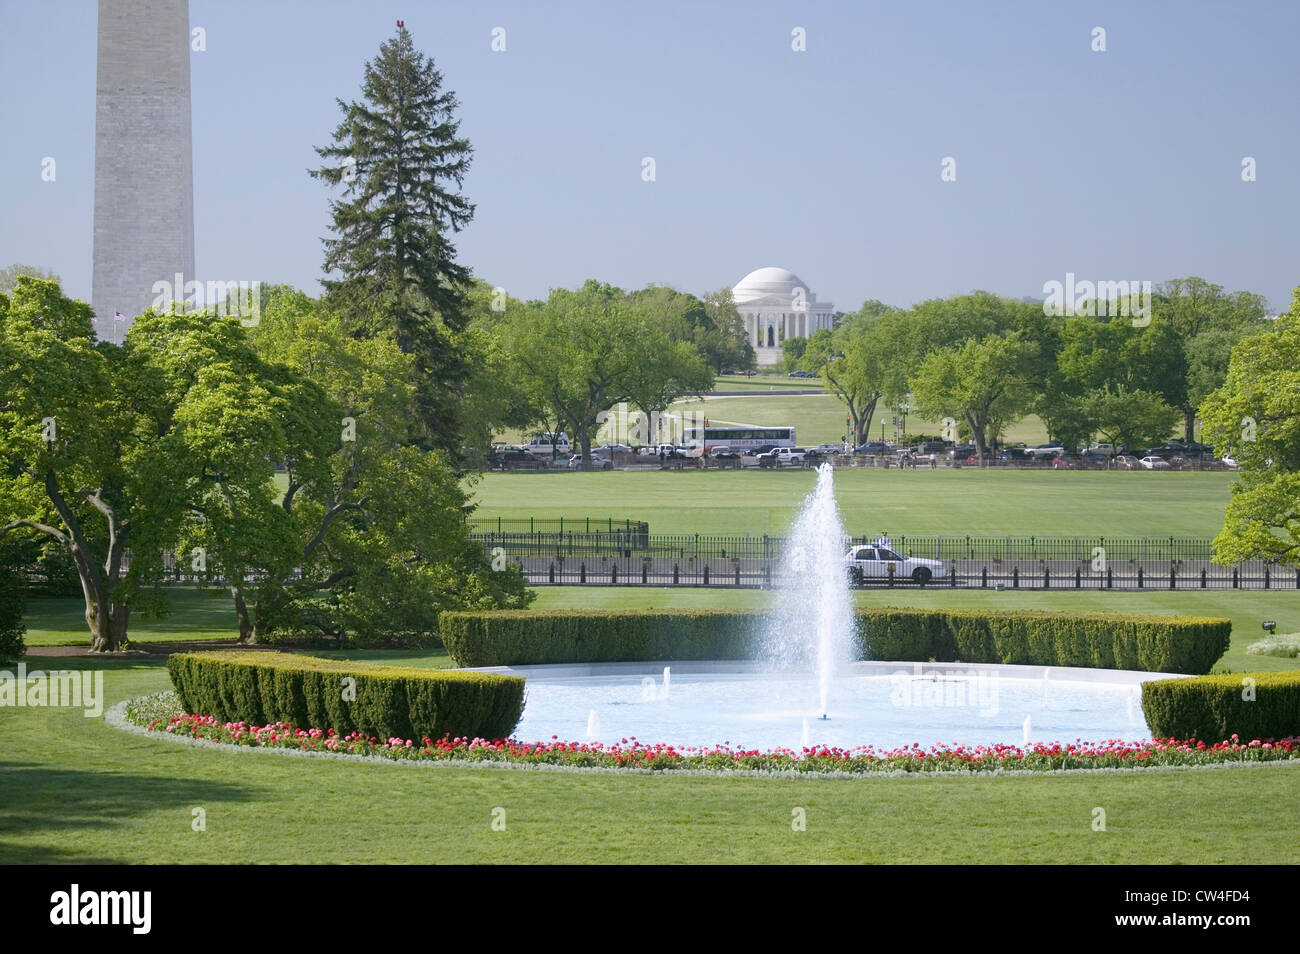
[668,394,1054,447]
[14,463,1298,864]
[2,654,1297,864]
[467,468,1236,537]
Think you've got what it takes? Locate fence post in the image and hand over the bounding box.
[1043,567,1050,589]
[981,566,988,588]
[673,563,680,585]
[950,566,956,587]
[1106,567,1113,589]
[888,565,895,587]
[1232,567,1239,589]
[1137,567,1143,588]
[1075,566,1081,588]
[1169,565,1176,590]
[764,564,771,588]
[548,563,555,584]
[735,565,741,586]
[611,564,618,584]
[580,562,586,584]
[1201,568,1207,588]
[1012,567,1019,588]
[1265,567,1270,590]
[642,563,648,584]
[703,565,710,586]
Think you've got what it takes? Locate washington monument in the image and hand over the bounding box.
[91,0,195,335]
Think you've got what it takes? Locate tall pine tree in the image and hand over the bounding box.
[310,24,475,455]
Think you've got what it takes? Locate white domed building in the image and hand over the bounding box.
[732,266,835,367]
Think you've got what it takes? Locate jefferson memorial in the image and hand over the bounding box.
[732,266,835,367]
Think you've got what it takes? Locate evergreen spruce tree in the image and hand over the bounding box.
[310,24,475,455]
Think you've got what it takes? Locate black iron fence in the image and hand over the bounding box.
[474,531,1296,591]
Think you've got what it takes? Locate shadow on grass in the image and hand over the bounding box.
[0,760,256,863]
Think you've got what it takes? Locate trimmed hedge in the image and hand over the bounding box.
[1142,671,1300,741]
[440,608,1230,674]
[167,651,524,741]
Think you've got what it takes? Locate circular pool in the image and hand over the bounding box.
[473,661,1185,751]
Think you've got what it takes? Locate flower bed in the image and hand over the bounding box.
[127,693,1300,775]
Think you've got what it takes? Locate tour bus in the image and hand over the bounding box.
[682,425,797,457]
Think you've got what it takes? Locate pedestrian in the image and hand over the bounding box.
[930,451,937,469]
[877,531,891,548]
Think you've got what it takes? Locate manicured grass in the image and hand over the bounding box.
[467,468,1236,536]
[712,374,825,391]
[668,394,1054,447]
[3,655,1297,864]
[22,588,241,646]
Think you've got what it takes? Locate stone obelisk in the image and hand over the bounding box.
[91,0,195,339]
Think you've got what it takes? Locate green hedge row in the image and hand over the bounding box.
[167,651,524,741]
[858,608,1229,674]
[439,608,1230,673]
[1142,671,1300,741]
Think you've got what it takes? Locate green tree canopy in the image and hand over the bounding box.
[310,24,475,456]
[1201,286,1300,566]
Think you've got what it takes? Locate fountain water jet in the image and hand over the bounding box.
[761,463,857,719]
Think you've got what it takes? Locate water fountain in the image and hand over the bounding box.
[484,463,1172,751]
[761,463,857,719]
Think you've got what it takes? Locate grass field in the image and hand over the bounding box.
[467,468,1236,537]
[668,393,1054,447]
[12,464,1299,865]
[3,654,1297,864]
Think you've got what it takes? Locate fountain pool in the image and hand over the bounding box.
[484,661,1183,752]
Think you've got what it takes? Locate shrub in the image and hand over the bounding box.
[438,609,759,667]
[167,651,524,741]
[1142,671,1300,741]
[1246,634,1300,658]
[0,548,26,665]
[440,608,1230,673]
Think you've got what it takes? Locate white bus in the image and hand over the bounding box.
[682,425,796,456]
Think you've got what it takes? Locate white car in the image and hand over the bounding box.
[1138,456,1170,470]
[761,447,806,465]
[844,545,947,585]
[567,452,613,470]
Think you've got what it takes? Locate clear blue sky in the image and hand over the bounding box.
[2,0,1297,312]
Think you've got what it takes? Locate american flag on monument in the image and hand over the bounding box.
[114,311,126,322]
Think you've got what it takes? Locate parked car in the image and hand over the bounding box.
[948,443,976,459]
[787,369,817,378]
[744,445,779,457]
[1052,455,1078,470]
[854,441,891,456]
[844,545,947,585]
[596,443,632,455]
[998,448,1031,462]
[1025,443,1066,459]
[489,450,548,471]
[811,442,847,455]
[568,452,613,470]
[760,447,806,466]
[1114,455,1141,470]
[1138,456,1170,470]
[524,431,571,455]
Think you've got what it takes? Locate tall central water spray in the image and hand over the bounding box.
[762,463,857,718]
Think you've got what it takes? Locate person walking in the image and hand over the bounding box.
[930,452,937,469]
[877,531,891,548]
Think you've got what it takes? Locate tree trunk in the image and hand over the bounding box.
[1184,408,1196,443]
[231,584,256,643]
